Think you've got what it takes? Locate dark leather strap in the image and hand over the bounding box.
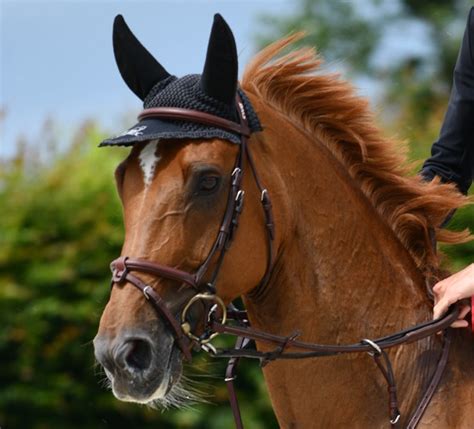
[207,306,457,428]
[111,257,193,362]
[138,107,251,137]
[207,304,459,357]
[225,337,250,429]
[114,257,198,288]
[245,145,275,287]
[406,330,452,428]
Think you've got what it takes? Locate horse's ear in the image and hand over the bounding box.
[200,14,238,105]
[113,15,171,100]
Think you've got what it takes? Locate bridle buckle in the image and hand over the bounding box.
[235,190,245,212]
[232,167,242,186]
[142,285,152,300]
[390,413,401,425]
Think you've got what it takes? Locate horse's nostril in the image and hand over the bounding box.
[122,338,153,372]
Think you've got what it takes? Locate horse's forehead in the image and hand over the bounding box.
[180,140,234,163]
[130,138,236,188]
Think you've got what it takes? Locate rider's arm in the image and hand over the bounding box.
[421,7,474,195]
[423,9,474,326]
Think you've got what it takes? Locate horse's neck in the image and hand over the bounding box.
[244,106,439,425]
[247,106,432,336]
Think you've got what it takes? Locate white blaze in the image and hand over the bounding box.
[139,140,160,186]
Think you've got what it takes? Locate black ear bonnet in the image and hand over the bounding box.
[100,14,261,147]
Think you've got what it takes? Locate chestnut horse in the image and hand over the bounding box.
[94,16,474,428]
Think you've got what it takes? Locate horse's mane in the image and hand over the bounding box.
[242,34,470,276]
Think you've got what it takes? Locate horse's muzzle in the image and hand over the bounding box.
[93,329,178,403]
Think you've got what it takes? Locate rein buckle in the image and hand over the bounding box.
[361,338,381,357]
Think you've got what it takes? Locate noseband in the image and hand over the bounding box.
[108,94,459,428]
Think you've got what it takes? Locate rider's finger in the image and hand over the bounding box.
[451,319,469,328]
[458,304,471,320]
[433,298,450,320]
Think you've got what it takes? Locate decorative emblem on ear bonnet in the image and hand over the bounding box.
[100,13,261,147]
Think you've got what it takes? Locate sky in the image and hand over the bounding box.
[1,0,436,160]
[1,0,295,158]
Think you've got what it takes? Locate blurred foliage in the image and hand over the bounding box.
[257,0,472,130]
[256,0,381,73]
[1,2,474,428]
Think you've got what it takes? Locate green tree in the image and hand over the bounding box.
[257,0,471,134]
[256,0,381,73]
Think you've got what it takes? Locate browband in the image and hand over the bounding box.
[138,107,251,138]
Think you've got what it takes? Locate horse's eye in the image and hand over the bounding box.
[197,175,220,194]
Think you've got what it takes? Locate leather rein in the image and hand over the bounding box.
[109,94,459,428]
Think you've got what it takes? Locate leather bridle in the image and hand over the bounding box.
[108,93,459,428]
[110,94,276,363]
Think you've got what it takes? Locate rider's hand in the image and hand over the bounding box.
[432,263,474,328]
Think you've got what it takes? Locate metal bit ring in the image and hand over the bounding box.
[181,293,227,344]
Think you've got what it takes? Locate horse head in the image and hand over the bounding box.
[93,14,276,406]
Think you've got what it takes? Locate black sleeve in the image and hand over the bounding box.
[421,7,474,195]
